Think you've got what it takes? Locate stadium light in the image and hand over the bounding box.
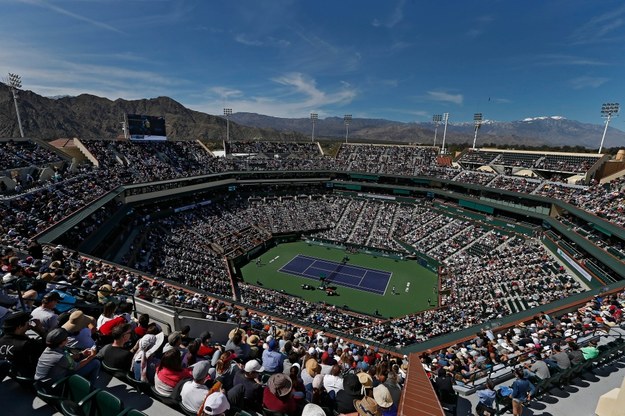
[441,113,450,154]
[432,114,442,147]
[598,103,619,154]
[310,113,318,143]
[344,114,352,144]
[7,72,24,138]
[223,108,232,143]
[472,113,483,150]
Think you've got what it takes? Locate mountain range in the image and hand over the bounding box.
[1,82,622,149]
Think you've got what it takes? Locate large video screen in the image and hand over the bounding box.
[127,114,167,141]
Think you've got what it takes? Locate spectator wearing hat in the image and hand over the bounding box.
[31,291,61,334]
[263,373,297,416]
[262,338,285,374]
[357,371,374,396]
[131,333,162,383]
[354,395,381,416]
[97,323,134,370]
[0,311,45,377]
[302,357,321,387]
[336,373,363,414]
[246,334,261,359]
[581,339,600,360]
[35,328,100,385]
[202,391,231,416]
[301,403,326,416]
[63,310,96,350]
[180,361,212,413]
[233,359,265,411]
[373,384,397,416]
[163,331,184,354]
[225,329,250,360]
[154,348,192,396]
[97,284,115,304]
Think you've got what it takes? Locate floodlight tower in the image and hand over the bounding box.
[310,113,318,143]
[598,103,619,154]
[223,108,232,142]
[432,114,442,147]
[441,113,450,154]
[472,113,483,150]
[7,73,25,138]
[344,114,352,143]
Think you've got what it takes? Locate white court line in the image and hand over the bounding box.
[297,254,391,275]
[380,272,393,295]
[278,257,315,275]
[279,255,390,295]
[280,267,385,295]
[308,261,367,279]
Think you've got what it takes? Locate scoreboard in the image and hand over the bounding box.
[126,114,167,141]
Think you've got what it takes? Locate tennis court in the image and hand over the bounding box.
[240,241,439,317]
[279,254,391,294]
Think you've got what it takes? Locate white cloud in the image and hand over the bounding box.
[372,0,406,28]
[234,33,263,46]
[569,76,609,89]
[570,4,625,44]
[210,87,244,99]
[234,34,290,48]
[19,0,124,34]
[492,97,512,104]
[194,73,357,118]
[0,39,182,100]
[535,54,607,66]
[426,91,463,105]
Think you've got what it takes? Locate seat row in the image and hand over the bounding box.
[0,361,148,416]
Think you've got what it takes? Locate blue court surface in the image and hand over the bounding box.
[278,254,392,295]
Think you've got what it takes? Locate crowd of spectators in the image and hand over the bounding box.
[458,149,602,175]
[81,139,222,183]
[0,139,622,353]
[535,178,625,227]
[0,245,406,416]
[355,236,586,348]
[227,141,323,158]
[424,290,624,412]
[453,170,497,187]
[535,154,599,173]
[335,144,438,176]
[0,140,63,170]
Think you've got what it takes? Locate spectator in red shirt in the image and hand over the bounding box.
[198,330,222,366]
[154,348,192,396]
[263,373,297,416]
[134,313,150,337]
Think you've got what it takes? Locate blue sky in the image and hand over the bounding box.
[1,0,625,126]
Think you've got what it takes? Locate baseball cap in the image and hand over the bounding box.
[244,360,264,373]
